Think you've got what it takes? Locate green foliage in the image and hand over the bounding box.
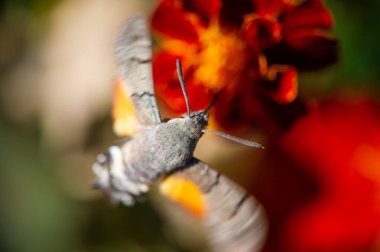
[326,0,380,84]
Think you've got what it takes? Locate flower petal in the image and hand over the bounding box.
[152,50,178,86]
[243,14,282,52]
[152,50,213,113]
[266,29,338,71]
[282,0,334,31]
[183,0,221,22]
[252,0,287,17]
[219,0,254,26]
[152,51,183,111]
[286,29,338,69]
[265,65,298,104]
[212,86,259,130]
[151,0,199,43]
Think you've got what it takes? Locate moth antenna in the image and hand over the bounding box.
[176,58,191,117]
[204,95,218,113]
[202,129,265,149]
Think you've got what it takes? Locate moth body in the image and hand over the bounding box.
[93,111,208,205]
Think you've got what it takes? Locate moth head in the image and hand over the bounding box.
[185,110,209,137]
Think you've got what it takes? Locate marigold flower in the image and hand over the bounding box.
[151,0,337,130]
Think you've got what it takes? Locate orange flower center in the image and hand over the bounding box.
[192,24,248,91]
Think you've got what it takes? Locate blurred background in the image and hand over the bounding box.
[0,0,379,252]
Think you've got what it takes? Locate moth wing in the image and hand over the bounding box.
[160,160,268,252]
[114,13,161,128]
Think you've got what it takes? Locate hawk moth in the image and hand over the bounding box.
[92,13,267,252]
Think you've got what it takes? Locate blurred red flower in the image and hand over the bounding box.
[151,0,337,131]
[254,99,380,252]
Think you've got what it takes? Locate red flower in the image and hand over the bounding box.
[151,0,337,131]
[254,99,380,252]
